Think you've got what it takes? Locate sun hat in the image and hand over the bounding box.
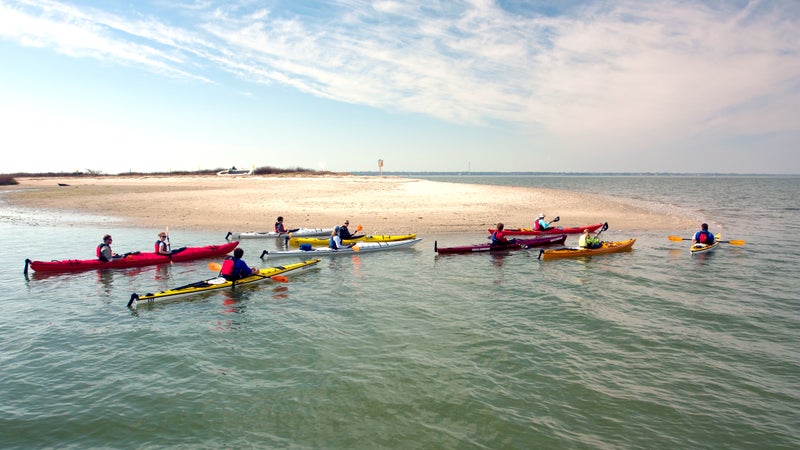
[538,213,545,219]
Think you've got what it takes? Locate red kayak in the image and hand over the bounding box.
[487,222,605,236]
[434,235,567,254]
[25,241,239,273]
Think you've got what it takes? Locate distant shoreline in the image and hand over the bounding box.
[357,172,798,177]
[1,175,697,234]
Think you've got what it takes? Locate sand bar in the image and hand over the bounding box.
[1,175,696,234]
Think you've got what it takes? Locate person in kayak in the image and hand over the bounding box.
[97,234,120,262]
[329,227,343,249]
[220,248,258,281]
[490,223,515,246]
[692,223,716,245]
[329,227,355,249]
[534,213,554,231]
[338,220,355,240]
[578,229,602,249]
[275,216,287,233]
[155,232,171,255]
[275,216,301,234]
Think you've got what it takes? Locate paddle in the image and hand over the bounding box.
[165,226,171,252]
[667,235,745,246]
[208,262,289,282]
[595,222,609,237]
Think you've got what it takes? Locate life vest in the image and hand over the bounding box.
[154,240,166,252]
[220,257,236,276]
[697,230,712,243]
[96,243,109,262]
[491,231,507,245]
[275,222,285,233]
[534,220,542,231]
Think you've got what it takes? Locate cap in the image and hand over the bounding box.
[538,213,545,219]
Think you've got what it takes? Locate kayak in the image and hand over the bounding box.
[537,238,636,260]
[487,222,605,236]
[289,234,417,246]
[691,241,720,254]
[25,241,240,274]
[434,235,567,254]
[226,228,332,240]
[127,259,321,307]
[261,238,423,259]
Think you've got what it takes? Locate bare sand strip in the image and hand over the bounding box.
[2,175,696,234]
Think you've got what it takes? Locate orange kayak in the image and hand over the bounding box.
[537,238,636,260]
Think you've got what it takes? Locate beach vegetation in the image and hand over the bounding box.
[2,166,337,178]
[254,165,328,175]
[0,175,19,185]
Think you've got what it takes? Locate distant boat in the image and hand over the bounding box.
[217,165,254,176]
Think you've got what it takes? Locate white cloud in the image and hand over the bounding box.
[1,0,798,165]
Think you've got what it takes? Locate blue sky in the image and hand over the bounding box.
[1,0,798,174]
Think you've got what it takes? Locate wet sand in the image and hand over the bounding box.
[1,175,696,234]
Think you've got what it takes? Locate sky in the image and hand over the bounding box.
[1,0,798,175]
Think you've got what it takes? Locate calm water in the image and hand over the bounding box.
[1,176,798,449]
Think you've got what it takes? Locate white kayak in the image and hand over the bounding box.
[260,238,423,259]
[226,228,333,240]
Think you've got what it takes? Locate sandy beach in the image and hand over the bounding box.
[1,175,696,234]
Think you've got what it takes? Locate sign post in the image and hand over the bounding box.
[378,159,384,176]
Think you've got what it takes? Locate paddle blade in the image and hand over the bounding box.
[356,224,363,232]
[727,239,746,246]
[668,236,686,242]
[352,245,360,252]
[271,275,289,282]
[208,262,222,271]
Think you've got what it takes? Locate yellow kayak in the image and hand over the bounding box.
[538,238,636,260]
[289,234,417,246]
[128,259,320,307]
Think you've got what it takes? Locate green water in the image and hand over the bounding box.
[1,176,798,448]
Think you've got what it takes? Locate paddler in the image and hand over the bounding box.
[96,234,120,262]
[155,232,171,255]
[220,248,258,281]
[490,223,514,246]
[534,213,554,231]
[275,216,300,234]
[338,220,354,240]
[692,223,716,245]
[578,229,602,249]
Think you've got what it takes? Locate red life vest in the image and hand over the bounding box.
[698,231,710,243]
[220,257,235,276]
